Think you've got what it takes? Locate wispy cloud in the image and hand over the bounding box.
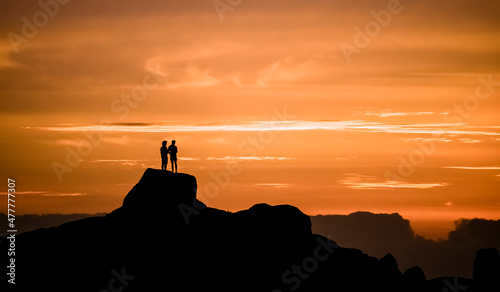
[0,191,86,197]
[338,174,448,190]
[334,156,358,160]
[457,138,482,144]
[353,110,435,118]
[401,137,453,143]
[442,166,500,170]
[27,121,500,138]
[0,191,46,195]
[29,120,367,133]
[256,56,334,86]
[181,157,201,161]
[40,193,86,197]
[46,136,130,146]
[206,156,294,161]
[254,183,296,189]
[90,159,149,166]
[165,64,220,88]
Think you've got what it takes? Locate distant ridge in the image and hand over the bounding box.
[311,213,500,279]
[1,169,498,291]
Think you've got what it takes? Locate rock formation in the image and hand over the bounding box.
[1,169,497,291]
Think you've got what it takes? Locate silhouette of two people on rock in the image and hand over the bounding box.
[160,140,178,173]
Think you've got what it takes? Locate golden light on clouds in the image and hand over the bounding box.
[1,0,499,238]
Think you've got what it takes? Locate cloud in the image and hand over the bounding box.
[109,123,153,127]
[338,174,448,190]
[206,156,294,162]
[0,191,45,195]
[29,121,500,138]
[144,42,251,87]
[179,157,201,161]
[0,191,86,197]
[89,158,205,168]
[353,110,435,118]
[256,56,336,86]
[40,193,86,197]
[448,218,500,245]
[457,138,482,144]
[46,135,130,146]
[401,137,453,143]
[162,64,221,89]
[1,0,499,106]
[90,159,149,166]
[442,166,500,170]
[254,183,296,189]
[311,213,500,279]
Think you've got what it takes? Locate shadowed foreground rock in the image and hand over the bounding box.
[1,169,497,291]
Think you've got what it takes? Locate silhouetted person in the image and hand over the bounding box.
[160,141,168,171]
[168,140,178,173]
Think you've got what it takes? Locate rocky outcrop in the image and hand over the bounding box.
[1,169,497,291]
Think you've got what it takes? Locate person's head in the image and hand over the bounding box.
[162,140,167,146]
[172,140,176,145]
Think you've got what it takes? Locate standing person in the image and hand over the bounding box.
[168,140,178,173]
[160,140,168,171]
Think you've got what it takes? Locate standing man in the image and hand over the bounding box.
[168,140,178,173]
[160,141,168,171]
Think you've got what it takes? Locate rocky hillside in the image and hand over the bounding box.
[1,169,498,291]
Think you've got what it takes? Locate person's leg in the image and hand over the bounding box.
[171,160,174,172]
[174,160,177,173]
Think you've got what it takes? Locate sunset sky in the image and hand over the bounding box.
[1,0,499,239]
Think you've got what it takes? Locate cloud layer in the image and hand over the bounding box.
[311,212,500,279]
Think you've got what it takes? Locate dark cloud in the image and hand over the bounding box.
[311,212,500,279]
[448,218,500,246]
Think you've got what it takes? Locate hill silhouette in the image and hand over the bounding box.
[1,169,498,291]
[2,212,499,280]
[311,213,500,279]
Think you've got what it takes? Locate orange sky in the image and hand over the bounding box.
[1,0,499,239]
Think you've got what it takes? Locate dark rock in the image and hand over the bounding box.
[0,169,487,291]
[378,253,403,291]
[473,248,500,291]
[426,277,472,292]
[122,168,197,211]
[403,266,427,292]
